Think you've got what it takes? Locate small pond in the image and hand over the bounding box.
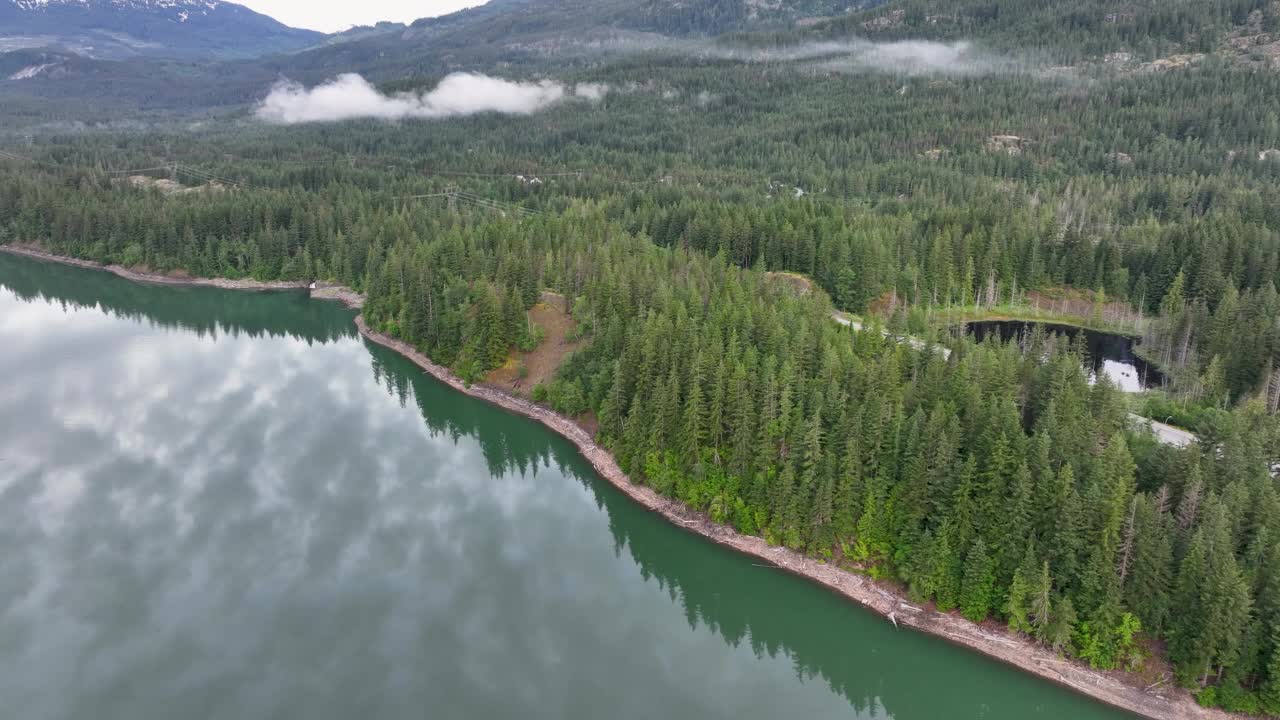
[965,320,1164,393]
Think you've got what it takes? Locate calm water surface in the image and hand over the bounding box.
[0,253,1136,720]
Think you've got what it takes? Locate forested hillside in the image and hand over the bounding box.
[3,0,1280,714]
[839,0,1280,60]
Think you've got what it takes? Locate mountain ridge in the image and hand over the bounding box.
[1,0,1273,120]
[0,0,323,60]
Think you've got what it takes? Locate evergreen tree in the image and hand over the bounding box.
[1047,595,1078,656]
[1030,561,1054,644]
[1005,545,1039,635]
[960,540,996,623]
[1126,492,1174,633]
[1261,624,1280,716]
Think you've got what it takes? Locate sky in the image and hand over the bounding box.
[235,0,488,33]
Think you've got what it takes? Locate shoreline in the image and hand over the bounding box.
[4,243,1232,720]
[354,317,1222,720]
[0,245,366,308]
[937,311,1145,338]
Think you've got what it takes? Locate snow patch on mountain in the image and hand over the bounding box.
[8,62,56,79]
[1,0,320,59]
[11,0,221,21]
[13,1,221,9]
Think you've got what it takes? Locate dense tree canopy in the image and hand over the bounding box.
[3,0,1280,710]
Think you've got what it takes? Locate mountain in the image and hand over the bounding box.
[315,21,408,49]
[1,0,1267,121]
[245,0,883,86]
[0,0,878,116]
[0,0,324,60]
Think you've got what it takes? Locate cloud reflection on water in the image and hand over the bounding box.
[0,277,861,720]
[0,255,1131,720]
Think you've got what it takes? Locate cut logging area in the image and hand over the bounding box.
[485,291,583,396]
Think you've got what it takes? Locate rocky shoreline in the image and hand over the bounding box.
[3,242,1233,720]
[0,245,364,308]
[353,317,1228,720]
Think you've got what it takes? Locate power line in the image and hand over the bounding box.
[225,155,350,167]
[452,194,536,217]
[4,148,789,210]
[174,164,264,191]
[0,150,270,192]
[421,168,582,180]
[111,162,266,191]
[453,190,538,216]
[107,166,175,175]
[0,149,64,170]
[396,185,538,218]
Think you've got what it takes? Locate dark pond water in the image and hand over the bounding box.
[967,320,1164,393]
[0,252,1137,720]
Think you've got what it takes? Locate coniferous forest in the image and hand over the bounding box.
[3,0,1280,714]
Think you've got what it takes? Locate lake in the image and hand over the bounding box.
[0,252,1136,720]
[966,320,1164,393]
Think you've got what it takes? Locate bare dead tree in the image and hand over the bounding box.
[1153,484,1171,517]
[1176,473,1203,532]
[1117,496,1139,583]
[1177,317,1194,370]
[1267,364,1280,415]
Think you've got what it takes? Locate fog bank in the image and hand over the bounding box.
[256,73,568,124]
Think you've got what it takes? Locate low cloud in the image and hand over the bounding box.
[573,82,611,101]
[597,35,1018,76]
[256,73,568,124]
[810,40,1011,75]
